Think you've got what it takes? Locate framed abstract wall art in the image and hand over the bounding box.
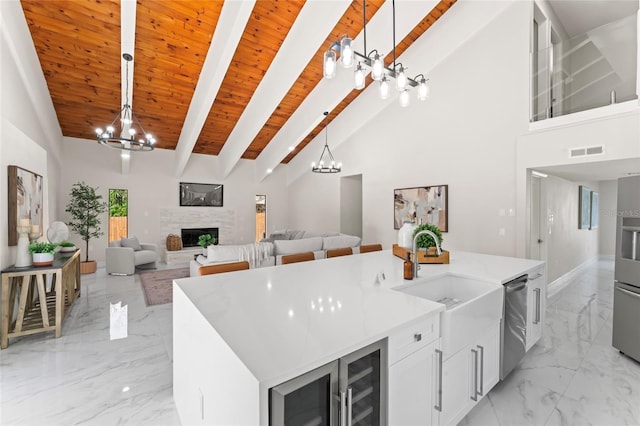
[8,165,44,246]
[394,185,448,231]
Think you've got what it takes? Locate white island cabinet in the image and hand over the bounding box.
[173,250,544,425]
[388,314,440,425]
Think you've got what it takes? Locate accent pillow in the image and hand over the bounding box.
[120,236,142,251]
[322,235,361,250]
[273,237,323,255]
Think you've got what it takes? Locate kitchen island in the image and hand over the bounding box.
[173,250,544,425]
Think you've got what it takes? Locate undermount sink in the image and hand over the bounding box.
[395,273,503,354]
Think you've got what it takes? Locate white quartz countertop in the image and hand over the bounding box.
[174,250,543,387]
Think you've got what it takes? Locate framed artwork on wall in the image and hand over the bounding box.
[8,165,44,246]
[179,182,223,207]
[578,185,591,230]
[590,191,599,229]
[394,185,448,231]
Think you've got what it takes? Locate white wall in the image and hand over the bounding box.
[598,179,619,256]
[287,2,531,256]
[60,137,289,263]
[1,1,64,269]
[544,176,600,282]
[516,110,640,258]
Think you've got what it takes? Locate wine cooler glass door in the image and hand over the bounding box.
[339,340,388,426]
[270,360,339,426]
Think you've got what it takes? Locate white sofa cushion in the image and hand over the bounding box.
[273,237,323,255]
[322,235,361,250]
[208,245,242,262]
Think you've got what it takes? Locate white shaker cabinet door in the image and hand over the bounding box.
[388,341,437,426]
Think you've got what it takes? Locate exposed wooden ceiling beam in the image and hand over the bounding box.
[173,0,256,178]
[216,0,352,179]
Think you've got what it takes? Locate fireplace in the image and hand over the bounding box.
[181,227,219,248]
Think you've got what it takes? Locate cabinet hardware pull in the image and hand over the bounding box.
[346,387,353,426]
[477,345,484,397]
[471,349,478,401]
[434,349,443,412]
[616,286,640,300]
[414,333,422,342]
[530,273,543,280]
[534,288,541,324]
[340,391,346,426]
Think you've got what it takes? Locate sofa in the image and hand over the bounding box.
[189,230,361,277]
[106,236,159,275]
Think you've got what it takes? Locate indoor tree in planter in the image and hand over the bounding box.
[65,182,107,274]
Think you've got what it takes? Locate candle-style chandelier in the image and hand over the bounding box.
[95,53,156,151]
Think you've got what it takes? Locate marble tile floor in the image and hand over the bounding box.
[0,263,182,425]
[461,258,640,426]
[1,258,638,425]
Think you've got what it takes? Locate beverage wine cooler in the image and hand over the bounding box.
[270,340,387,426]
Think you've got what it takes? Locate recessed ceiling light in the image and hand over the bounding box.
[288,146,295,152]
[266,168,273,174]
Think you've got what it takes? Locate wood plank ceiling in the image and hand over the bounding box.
[21,0,457,172]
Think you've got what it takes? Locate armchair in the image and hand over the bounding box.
[106,237,158,275]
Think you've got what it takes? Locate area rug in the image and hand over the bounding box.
[139,268,190,306]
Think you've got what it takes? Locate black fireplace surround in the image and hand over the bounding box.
[181,227,219,248]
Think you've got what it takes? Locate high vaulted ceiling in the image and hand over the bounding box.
[20,0,456,177]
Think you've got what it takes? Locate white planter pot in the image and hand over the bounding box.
[32,252,54,267]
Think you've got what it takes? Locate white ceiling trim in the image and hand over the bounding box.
[284,0,515,185]
[255,0,439,182]
[216,0,352,179]
[173,0,256,178]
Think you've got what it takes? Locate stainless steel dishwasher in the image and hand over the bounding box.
[500,274,528,379]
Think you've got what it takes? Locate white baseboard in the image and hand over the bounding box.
[547,256,598,298]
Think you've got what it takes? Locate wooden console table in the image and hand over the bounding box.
[1,249,81,349]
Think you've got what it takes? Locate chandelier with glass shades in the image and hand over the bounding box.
[322,0,429,107]
[311,111,342,174]
[95,53,156,151]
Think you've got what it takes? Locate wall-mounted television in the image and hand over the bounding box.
[179,182,223,207]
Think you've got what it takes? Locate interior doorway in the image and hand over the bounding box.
[340,174,363,238]
[256,195,266,242]
[109,189,128,242]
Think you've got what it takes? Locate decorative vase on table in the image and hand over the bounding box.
[397,221,417,248]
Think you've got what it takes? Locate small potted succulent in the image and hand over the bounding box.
[412,223,444,256]
[197,234,216,256]
[28,242,58,267]
[59,241,77,252]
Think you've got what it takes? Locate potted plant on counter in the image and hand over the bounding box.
[412,223,444,256]
[65,182,107,274]
[29,242,58,267]
[197,234,216,256]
